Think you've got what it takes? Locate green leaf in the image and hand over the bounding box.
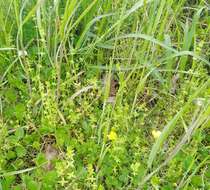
[23,175,39,190]
[42,171,58,186]
[13,185,22,190]
[35,153,47,166]
[0,176,15,190]
[55,128,68,146]
[180,7,205,70]
[7,75,27,94]
[15,146,26,158]
[4,88,17,102]
[0,167,37,178]
[109,34,210,66]
[205,168,210,178]
[15,128,24,140]
[7,135,19,144]
[191,175,202,187]
[7,151,16,160]
[14,103,26,121]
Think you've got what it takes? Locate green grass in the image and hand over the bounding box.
[0,0,210,189]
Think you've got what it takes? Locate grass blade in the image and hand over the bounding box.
[147,78,210,169]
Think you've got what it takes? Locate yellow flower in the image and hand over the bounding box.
[108,130,117,141]
[152,130,161,139]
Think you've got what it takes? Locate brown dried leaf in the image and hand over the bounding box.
[110,78,118,97]
[102,73,119,103]
[44,144,58,171]
[171,74,179,94]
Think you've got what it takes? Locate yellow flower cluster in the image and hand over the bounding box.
[152,130,161,139]
[108,130,117,141]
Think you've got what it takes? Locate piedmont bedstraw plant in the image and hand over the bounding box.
[0,0,210,189]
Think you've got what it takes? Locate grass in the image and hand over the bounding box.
[0,0,210,189]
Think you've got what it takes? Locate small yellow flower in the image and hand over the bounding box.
[108,130,117,141]
[152,130,161,139]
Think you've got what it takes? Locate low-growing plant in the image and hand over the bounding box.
[0,0,209,189]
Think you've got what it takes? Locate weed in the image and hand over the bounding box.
[0,0,210,189]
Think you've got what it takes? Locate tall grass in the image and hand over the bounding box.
[0,0,209,189]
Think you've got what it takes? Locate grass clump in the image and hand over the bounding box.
[0,0,210,189]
